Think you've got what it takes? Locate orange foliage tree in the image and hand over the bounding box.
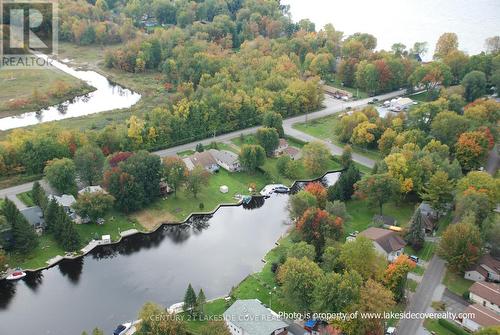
[383,255,416,302]
[296,207,343,256]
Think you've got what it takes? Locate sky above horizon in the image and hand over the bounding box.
[282,0,500,59]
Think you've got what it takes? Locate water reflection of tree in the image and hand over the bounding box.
[58,258,83,284]
[243,196,265,210]
[23,271,44,291]
[163,224,192,243]
[190,215,212,235]
[0,281,16,309]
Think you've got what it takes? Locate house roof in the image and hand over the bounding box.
[190,151,217,169]
[223,299,288,335]
[470,282,500,306]
[283,146,300,157]
[209,149,239,165]
[20,206,45,227]
[182,157,195,170]
[466,254,500,278]
[278,138,288,148]
[48,194,76,208]
[78,185,106,195]
[463,304,500,327]
[359,227,406,253]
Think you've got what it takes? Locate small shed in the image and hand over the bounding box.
[219,185,229,194]
[101,235,111,244]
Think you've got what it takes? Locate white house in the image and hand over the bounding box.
[461,304,500,332]
[359,227,406,262]
[223,299,288,335]
[465,254,500,282]
[469,282,500,313]
[389,97,414,111]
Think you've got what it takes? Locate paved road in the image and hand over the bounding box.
[397,255,446,335]
[486,145,499,175]
[0,90,405,206]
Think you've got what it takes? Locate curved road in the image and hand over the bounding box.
[0,90,406,205]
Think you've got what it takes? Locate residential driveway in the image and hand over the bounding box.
[397,255,446,335]
[486,145,499,176]
[442,289,468,315]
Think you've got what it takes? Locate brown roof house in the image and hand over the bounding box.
[274,139,302,160]
[461,304,500,332]
[465,254,500,283]
[469,282,500,314]
[359,227,406,262]
[182,151,219,173]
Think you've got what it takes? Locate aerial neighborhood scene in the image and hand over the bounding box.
[0,0,500,334]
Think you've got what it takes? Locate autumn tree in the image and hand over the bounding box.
[455,188,492,228]
[456,171,500,205]
[384,255,416,302]
[256,127,280,157]
[200,322,231,335]
[304,182,327,209]
[277,257,323,311]
[297,208,343,255]
[321,244,343,273]
[103,168,144,213]
[288,190,317,220]
[74,146,105,186]
[420,171,454,215]
[185,166,210,199]
[239,144,266,172]
[313,270,362,313]
[354,174,396,215]
[163,157,188,196]
[438,218,482,273]
[434,32,459,59]
[302,141,330,176]
[455,130,491,171]
[340,236,386,281]
[137,302,187,335]
[44,158,77,194]
[73,192,115,223]
[287,241,316,261]
[351,121,378,147]
[357,279,395,335]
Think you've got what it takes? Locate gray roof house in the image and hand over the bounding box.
[20,206,45,232]
[48,194,77,209]
[209,149,241,172]
[223,299,288,335]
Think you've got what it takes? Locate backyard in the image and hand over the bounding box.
[443,270,474,297]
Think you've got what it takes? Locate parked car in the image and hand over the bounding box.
[385,327,396,335]
[410,255,419,263]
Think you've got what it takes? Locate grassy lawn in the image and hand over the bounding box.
[443,270,474,297]
[184,299,230,334]
[344,199,416,235]
[424,319,459,335]
[412,265,426,276]
[405,241,436,261]
[6,234,66,270]
[0,67,93,117]
[17,191,35,207]
[407,279,418,292]
[293,114,382,162]
[409,91,434,103]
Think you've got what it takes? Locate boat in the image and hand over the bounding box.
[242,195,252,204]
[113,322,132,335]
[259,184,290,197]
[6,270,26,281]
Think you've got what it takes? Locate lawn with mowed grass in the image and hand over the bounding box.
[443,270,474,297]
[0,67,93,117]
[293,114,382,161]
[17,191,35,207]
[424,319,459,335]
[7,234,66,270]
[184,299,230,334]
[405,241,436,261]
[344,199,416,235]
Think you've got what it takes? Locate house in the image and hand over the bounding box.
[359,227,406,262]
[274,139,302,160]
[461,304,500,332]
[274,139,289,155]
[48,194,76,212]
[20,206,45,234]
[469,282,500,313]
[304,320,341,335]
[223,299,288,335]
[389,97,414,111]
[465,254,500,282]
[418,202,439,234]
[183,151,219,173]
[78,185,106,195]
[209,149,241,172]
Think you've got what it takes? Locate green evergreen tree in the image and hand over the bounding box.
[405,209,425,251]
[32,181,47,209]
[196,289,207,316]
[327,164,361,201]
[183,284,197,315]
[2,198,39,254]
[60,218,81,251]
[44,199,60,233]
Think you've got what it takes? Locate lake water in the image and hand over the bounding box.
[0,56,141,131]
[283,0,500,60]
[0,173,340,335]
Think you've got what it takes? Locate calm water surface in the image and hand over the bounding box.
[0,173,340,335]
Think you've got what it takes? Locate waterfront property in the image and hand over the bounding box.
[20,206,45,234]
[223,299,289,335]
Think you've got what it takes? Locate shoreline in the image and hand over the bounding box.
[1,169,342,279]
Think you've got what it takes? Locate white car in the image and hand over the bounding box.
[113,322,132,335]
[385,326,396,335]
